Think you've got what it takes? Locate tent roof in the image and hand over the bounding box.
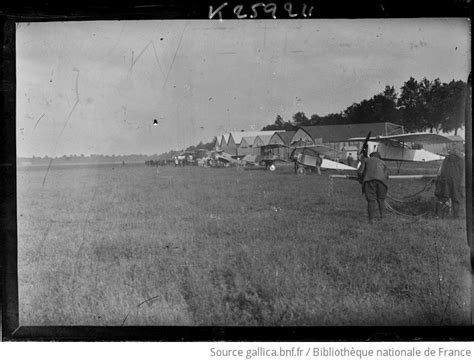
[219,133,231,146]
[254,134,273,146]
[270,131,296,145]
[300,122,403,143]
[241,136,258,145]
[446,135,464,142]
[230,130,283,145]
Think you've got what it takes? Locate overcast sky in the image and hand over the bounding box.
[16,19,470,157]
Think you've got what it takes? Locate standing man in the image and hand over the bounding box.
[357,151,390,223]
[315,153,322,175]
[346,154,354,167]
[435,143,465,218]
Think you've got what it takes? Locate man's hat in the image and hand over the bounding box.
[447,142,464,155]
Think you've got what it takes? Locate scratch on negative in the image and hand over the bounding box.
[39,222,52,246]
[43,69,80,187]
[42,158,53,187]
[33,113,45,130]
[130,41,152,71]
[58,69,80,138]
[101,24,125,60]
[162,24,187,90]
[151,41,165,77]
[122,295,162,326]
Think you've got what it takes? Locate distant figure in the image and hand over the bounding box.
[315,154,322,175]
[122,160,125,166]
[293,152,301,174]
[434,143,465,218]
[346,154,354,167]
[174,156,179,167]
[357,152,389,223]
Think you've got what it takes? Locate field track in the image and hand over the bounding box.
[17,163,470,326]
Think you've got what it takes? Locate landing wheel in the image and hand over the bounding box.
[268,164,276,172]
[297,166,306,175]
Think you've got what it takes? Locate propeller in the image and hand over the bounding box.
[360,131,372,159]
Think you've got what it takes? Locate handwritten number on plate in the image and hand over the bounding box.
[250,3,265,18]
[264,3,277,19]
[284,2,297,17]
[233,5,247,18]
[209,3,228,20]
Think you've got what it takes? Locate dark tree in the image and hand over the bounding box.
[439,79,467,135]
[309,114,323,125]
[201,137,219,150]
[261,114,296,131]
[306,112,346,126]
[397,77,426,132]
[398,77,467,134]
[258,78,466,134]
[292,111,310,127]
[275,114,284,127]
[343,86,399,124]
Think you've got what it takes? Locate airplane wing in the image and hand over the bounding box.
[376,143,444,162]
[291,144,346,161]
[215,152,237,163]
[348,132,459,145]
[321,159,357,171]
[262,144,289,149]
[292,144,333,151]
[291,147,357,171]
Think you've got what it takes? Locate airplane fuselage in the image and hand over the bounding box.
[369,141,444,162]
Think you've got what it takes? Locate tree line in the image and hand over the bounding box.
[184,138,218,152]
[262,77,467,135]
[18,154,159,165]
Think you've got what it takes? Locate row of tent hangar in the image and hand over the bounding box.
[214,122,406,160]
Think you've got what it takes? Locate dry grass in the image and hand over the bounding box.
[17,162,471,326]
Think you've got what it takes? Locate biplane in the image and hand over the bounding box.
[239,153,281,171]
[212,150,282,171]
[329,131,464,217]
[288,131,460,177]
[290,144,358,174]
[347,132,459,172]
[243,142,357,173]
[211,150,241,167]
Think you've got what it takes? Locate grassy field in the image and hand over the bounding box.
[17,162,471,326]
